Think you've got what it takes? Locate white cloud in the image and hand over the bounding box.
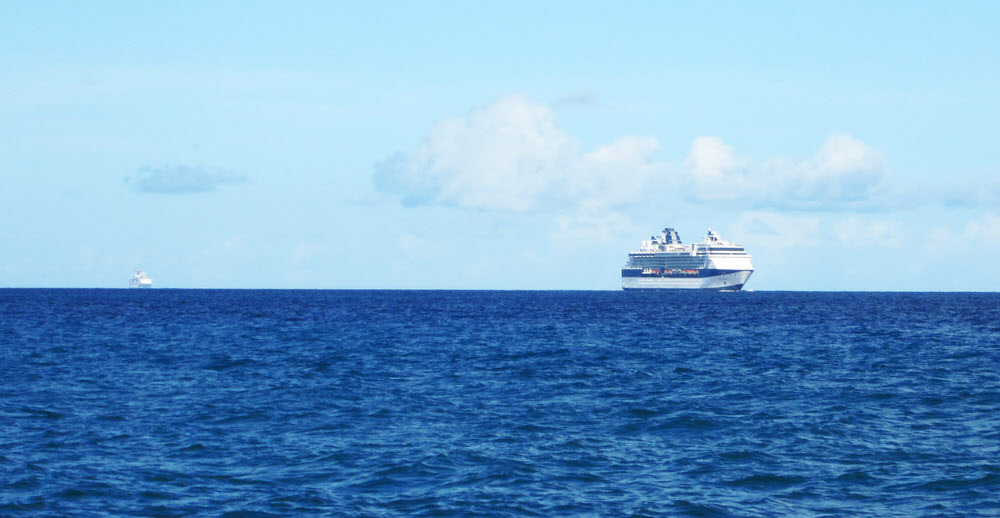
[815,134,883,173]
[375,97,889,213]
[374,96,574,211]
[684,134,886,208]
[373,96,654,212]
[573,136,661,211]
[685,136,748,178]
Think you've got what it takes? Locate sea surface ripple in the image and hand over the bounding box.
[2,289,999,517]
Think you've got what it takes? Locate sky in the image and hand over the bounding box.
[2,2,999,290]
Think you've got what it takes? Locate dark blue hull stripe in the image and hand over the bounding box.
[623,284,746,292]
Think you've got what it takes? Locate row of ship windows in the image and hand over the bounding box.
[632,252,746,256]
[631,264,703,267]
[631,258,702,262]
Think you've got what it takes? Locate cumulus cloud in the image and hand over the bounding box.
[573,136,660,210]
[815,134,883,173]
[126,165,248,194]
[684,134,886,208]
[375,97,889,213]
[686,136,748,178]
[373,96,654,212]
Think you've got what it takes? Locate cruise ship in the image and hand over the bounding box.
[129,270,153,288]
[621,227,753,290]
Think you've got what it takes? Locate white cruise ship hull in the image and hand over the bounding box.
[622,227,754,291]
[621,269,753,291]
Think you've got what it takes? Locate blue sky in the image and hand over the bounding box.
[2,2,999,290]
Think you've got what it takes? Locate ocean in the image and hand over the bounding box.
[1,289,999,517]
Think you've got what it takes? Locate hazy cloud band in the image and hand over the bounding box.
[126,165,248,194]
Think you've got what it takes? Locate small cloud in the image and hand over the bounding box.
[373,152,433,207]
[815,134,883,173]
[289,241,327,266]
[554,210,633,243]
[918,214,1000,266]
[126,165,248,194]
[964,213,1000,241]
[746,218,778,236]
[941,177,1000,208]
[732,211,822,249]
[685,136,748,178]
[833,217,901,247]
[222,234,247,250]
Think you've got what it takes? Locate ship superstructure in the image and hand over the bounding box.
[621,227,753,290]
[129,270,153,288]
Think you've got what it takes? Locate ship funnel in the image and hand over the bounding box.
[661,228,682,245]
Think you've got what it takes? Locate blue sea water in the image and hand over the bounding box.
[1,289,999,517]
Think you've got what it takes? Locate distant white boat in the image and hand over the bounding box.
[129,270,153,288]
